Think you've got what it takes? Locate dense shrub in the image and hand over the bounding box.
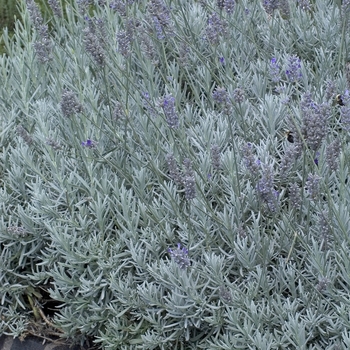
[1,0,350,349]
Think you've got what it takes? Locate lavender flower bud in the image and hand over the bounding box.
[83,25,105,66]
[60,90,83,117]
[161,95,179,129]
[346,62,350,88]
[33,25,53,63]
[148,0,173,39]
[233,88,245,103]
[17,125,33,145]
[341,0,350,15]
[183,158,196,200]
[46,138,62,150]
[206,12,228,45]
[113,101,125,120]
[166,154,182,186]
[242,143,260,174]
[7,226,28,237]
[219,286,232,303]
[285,55,302,82]
[81,139,98,148]
[213,87,228,105]
[217,0,224,9]
[117,26,133,57]
[300,93,329,151]
[340,91,350,130]
[77,0,93,14]
[269,57,281,83]
[168,243,190,269]
[224,0,235,14]
[256,166,279,212]
[297,0,311,11]
[211,144,221,170]
[48,0,62,17]
[26,0,43,31]
[139,30,158,63]
[110,1,127,16]
[306,173,322,200]
[326,138,341,172]
[142,92,157,117]
[316,277,330,292]
[217,0,235,14]
[279,0,290,18]
[325,80,336,101]
[318,210,331,251]
[280,145,301,178]
[262,0,279,15]
[289,183,301,209]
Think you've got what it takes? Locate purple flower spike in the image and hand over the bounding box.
[168,243,190,269]
[81,139,97,148]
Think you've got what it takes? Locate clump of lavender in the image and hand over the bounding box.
[211,144,221,170]
[206,12,228,45]
[183,158,196,200]
[166,153,183,186]
[256,166,279,212]
[161,95,179,129]
[168,243,190,269]
[285,55,302,82]
[289,183,301,209]
[60,90,84,117]
[300,92,329,151]
[326,138,341,172]
[306,173,322,200]
[17,125,33,145]
[269,58,281,83]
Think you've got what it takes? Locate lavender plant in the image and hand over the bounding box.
[1,0,350,349]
